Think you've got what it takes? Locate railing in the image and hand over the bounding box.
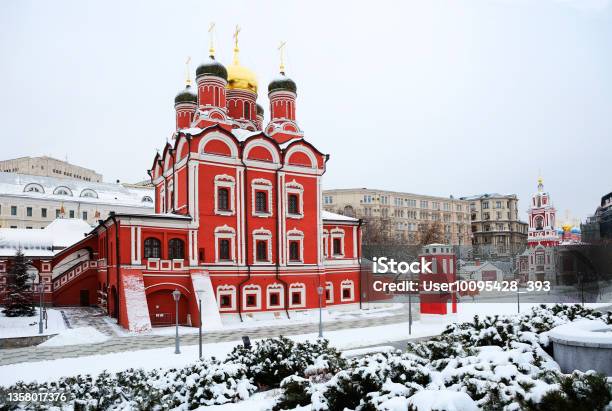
[53,260,98,291]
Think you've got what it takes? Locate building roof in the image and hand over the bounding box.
[0,172,154,208]
[0,218,92,257]
[459,193,517,200]
[321,210,359,222]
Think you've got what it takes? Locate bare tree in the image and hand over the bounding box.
[417,221,445,245]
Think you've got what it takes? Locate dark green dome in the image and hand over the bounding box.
[268,73,297,94]
[196,57,228,80]
[256,103,264,116]
[174,85,197,105]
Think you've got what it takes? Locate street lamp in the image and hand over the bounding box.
[172,289,181,354]
[316,286,324,338]
[194,285,206,359]
[38,281,44,335]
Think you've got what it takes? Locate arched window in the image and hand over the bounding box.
[534,215,544,231]
[255,191,267,213]
[218,187,230,211]
[24,183,44,194]
[54,186,73,196]
[243,101,250,119]
[80,189,98,198]
[142,196,153,203]
[144,238,161,259]
[168,238,185,260]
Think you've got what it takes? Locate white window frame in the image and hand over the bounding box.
[242,284,261,311]
[289,283,306,308]
[217,285,236,311]
[253,228,272,264]
[214,174,236,216]
[325,281,334,304]
[266,283,284,309]
[340,279,354,302]
[330,228,345,258]
[251,178,273,217]
[322,230,329,258]
[285,180,304,219]
[214,225,236,263]
[167,180,174,212]
[286,228,304,264]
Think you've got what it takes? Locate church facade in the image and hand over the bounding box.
[0,32,362,331]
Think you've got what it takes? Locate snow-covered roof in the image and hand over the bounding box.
[0,218,92,257]
[460,262,499,273]
[321,210,359,222]
[0,172,154,208]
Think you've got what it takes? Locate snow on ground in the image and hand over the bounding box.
[0,319,443,386]
[39,326,110,347]
[0,308,65,338]
[108,303,406,337]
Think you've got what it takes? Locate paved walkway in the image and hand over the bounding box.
[0,309,415,366]
[61,307,119,336]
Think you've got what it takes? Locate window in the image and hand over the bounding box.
[54,186,73,196]
[325,281,334,303]
[333,238,342,255]
[217,187,230,211]
[142,196,153,203]
[341,280,354,302]
[69,210,75,218]
[243,101,250,119]
[80,189,98,198]
[219,239,231,260]
[289,241,300,261]
[168,238,185,259]
[291,292,301,305]
[220,294,232,308]
[11,206,17,216]
[41,208,47,218]
[246,294,257,307]
[288,194,299,214]
[56,209,61,218]
[269,292,280,306]
[82,211,88,220]
[26,207,32,217]
[144,238,161,259]
[255,191,267,213]
[256,240,267,261]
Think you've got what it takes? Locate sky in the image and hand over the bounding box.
[0,0,610,222]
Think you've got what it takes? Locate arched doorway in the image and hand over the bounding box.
[146,288,189,327]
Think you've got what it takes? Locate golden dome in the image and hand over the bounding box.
[226,27,258,94]
[227,62,258,93]
[562,223,572,232]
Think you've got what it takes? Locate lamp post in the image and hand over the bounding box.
[172,289,181,354]
[194,286,206,359]
[316,286,324,338]
[38,281,44,335]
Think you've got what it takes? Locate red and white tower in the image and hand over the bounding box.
[174,65,197,131]
[526,177,560,281]
[418,243,457,321]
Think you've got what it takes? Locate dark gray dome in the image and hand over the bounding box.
[256,103,264,116]
[196,57,228,80]
[268,73,297,93]
[174,85,197,104]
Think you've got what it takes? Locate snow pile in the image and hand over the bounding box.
[548,319,612,345]
[405,389,478,411]
[121,274,151,332]
[38,327,109,347]
[0,308,66,338]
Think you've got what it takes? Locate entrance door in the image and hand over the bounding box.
[80,290,90,306]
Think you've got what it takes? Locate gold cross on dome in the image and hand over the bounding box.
[278,41,287,73]
[208,22,215,57]
[185,56,192,86]
[233,25,241,49]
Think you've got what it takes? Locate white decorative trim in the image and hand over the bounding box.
[217,285,236,311]
[253,228,272,264]
[286,228,304,264]
[325,281,334,303]
[340,279,354,302]
[214,225,236,263]
[251,178,273,217]
[284,145,318,169]
[243,139,281,164]
[285,180,304,219]
[242,284,261,311]
[289,282,306,308]
[198,131,239,158]
[266,283,284,309]
[214,174,236,216]
[330,227,345,258]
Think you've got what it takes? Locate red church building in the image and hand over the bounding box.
[0,33,363,332]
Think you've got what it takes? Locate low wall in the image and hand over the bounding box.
[0,334,56,349]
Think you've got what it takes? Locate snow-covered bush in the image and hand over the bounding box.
[225,336,346,389]
[274,305,612,411]
[0,358,256,410]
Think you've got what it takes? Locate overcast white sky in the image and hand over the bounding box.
[1,0,610,222]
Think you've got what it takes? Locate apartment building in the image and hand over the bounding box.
[322,188,471,245]
[460,193,528,256]
[0,156,102,182]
